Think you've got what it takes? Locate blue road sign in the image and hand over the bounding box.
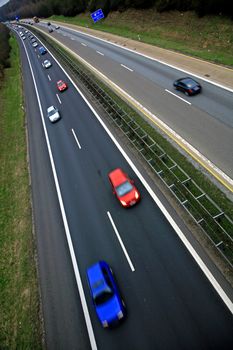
[91,9,104,23]
[15,16,20,22]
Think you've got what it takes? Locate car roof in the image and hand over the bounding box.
[87,261,109,298]
[47,105,55,112]
[109,168,127,186]
[179,77,197,84]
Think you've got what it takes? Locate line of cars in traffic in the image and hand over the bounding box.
[17,23,204,330]
[25,27,141,328]
[19,29,69,124]
[18,23,199,330]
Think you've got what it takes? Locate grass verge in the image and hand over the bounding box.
[0,36,42,349]
[50,9,233,67]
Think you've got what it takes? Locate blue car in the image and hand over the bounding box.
[86,261,126,328]
[38,46,47,55]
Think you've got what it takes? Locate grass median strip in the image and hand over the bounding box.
[0,36,42,349]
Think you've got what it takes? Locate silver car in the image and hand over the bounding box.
[32,42,38,47]
[47,106,61,123]
[42,60,52,69]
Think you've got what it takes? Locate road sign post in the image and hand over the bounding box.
[91,9,104,23]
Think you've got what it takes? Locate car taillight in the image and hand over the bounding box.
[102,320,108,328]
[117,311,124,320]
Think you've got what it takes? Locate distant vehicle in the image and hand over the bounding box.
[42,60,52,69]
[86,261,126,328]
[22,36,26,40]
[173,77,202,96]
[31,38,36,43]
[38,46,47,55]
[56,80,68,92]
[48,27,53,33]
[32,42,38,48]
[47,22,51,26]
[47,106,61,123]
[25,30,28,33]
[55,25,60,30]
[33,16,39,23]
[108,168,140,207]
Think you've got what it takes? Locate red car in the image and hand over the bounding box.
[108,168,140,207]
[56,80,68,92]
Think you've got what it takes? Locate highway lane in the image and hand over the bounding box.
[36,22,233,182]
[15,32,92,349]
[16,28,233,349]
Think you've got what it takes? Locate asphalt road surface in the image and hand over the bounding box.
[35,22,233,181]
[12,26,233,350]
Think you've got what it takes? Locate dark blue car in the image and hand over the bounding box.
[38,46,47,55]
[86,261,126,328]
[173,77,202,96]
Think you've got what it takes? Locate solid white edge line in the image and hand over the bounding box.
[56,93,62,104]
[64,25,233,93]
[22,38,98,350]
[107,211,135,272]
[96,51,104,56]
[165,89,191,105]
[33,32,233,314]
[31,24,233,189]
[121,63,133,72]
[71,128,82,149]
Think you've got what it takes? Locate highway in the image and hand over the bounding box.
[13,26,233,349]
[34,21,233,184]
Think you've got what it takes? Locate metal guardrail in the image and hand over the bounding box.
[30,28,233,266]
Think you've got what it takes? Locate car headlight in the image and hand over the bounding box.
[120,200,127,206]
[135,191,139,199]
[102,320,108,328]
[117,311,124,320]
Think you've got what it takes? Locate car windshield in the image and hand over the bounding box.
[184,79,196,88]
[94,288,114,306]
[48,109,56,117]
[58,81,64,87]
[115,180,133,197]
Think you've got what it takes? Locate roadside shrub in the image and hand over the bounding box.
[0,24,11,80]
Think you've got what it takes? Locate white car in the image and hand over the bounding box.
[42,60,52,69]
[55,25,60,30]
[22,36,26,40]
[32,42,38,47]
[47,106,61,123]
